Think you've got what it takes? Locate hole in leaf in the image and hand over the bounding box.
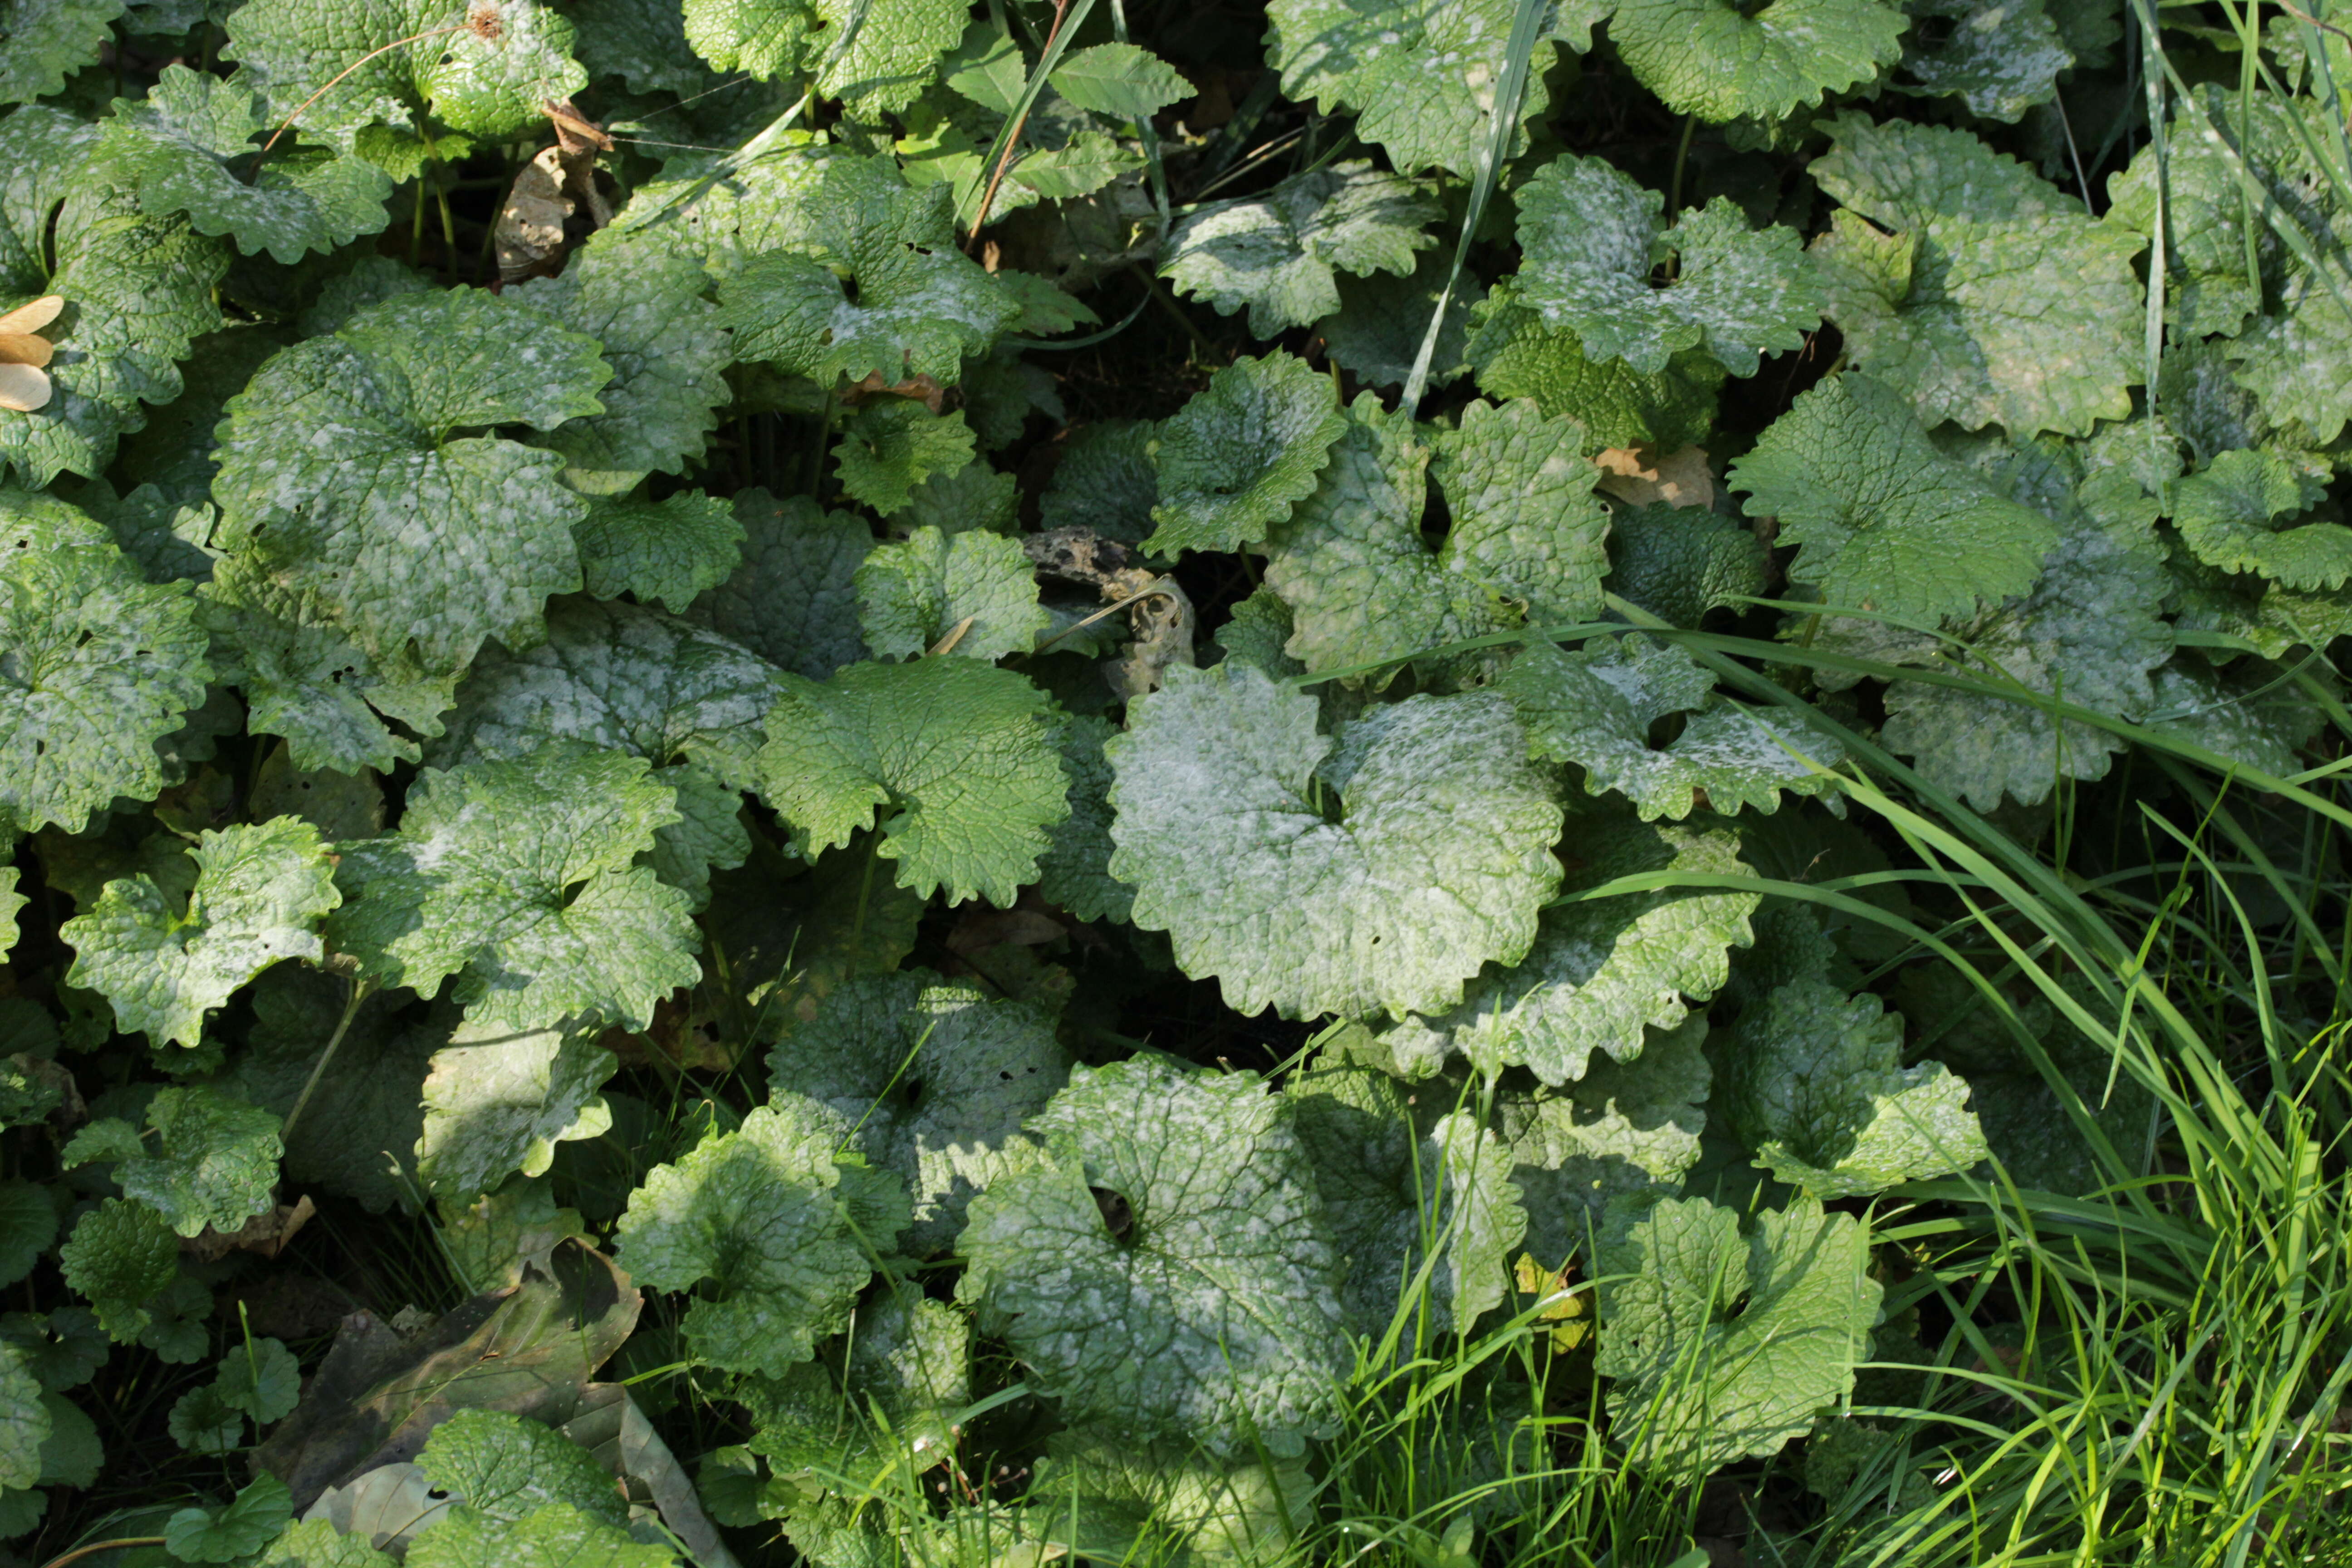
[1091,1186,1134,1242]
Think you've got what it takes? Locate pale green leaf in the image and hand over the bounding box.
[688,490,874,679]
[1106,663,1563,1020]
[833,402,978,514]
[417,1016,616,1200]
[197,596,455,776]
[855,525,1047,662]
[1163,162,1440,338]
[416,1409,628,1527]
[1144,352,1348,557]
[1038,714,1135,924]
[1610,0,1906,122]
[958,1057,1352,1457]
[682,0,964,111]
[573,491,745,613]
[755,657,1068,906]
[1049,41,1191,118]
[1892,0,2070,121]
[0,1345,46,1491]
[2174,448,2352,592]
[404,1502,676,1568]
[1034,1433,1311,1568]
[61,818,338,1048]
[737,1289,968,1481]
[63,1085,282,1237]
[1465,282,1725,452]
[0,0,123,106]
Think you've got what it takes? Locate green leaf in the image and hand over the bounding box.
[1034,1432,1311,1568]
[1038,714,1135,925]
[0,865,21,964]
[405,1502,677,1568]
[756,657,1068,906]
[613,1098,904,1377]
[1489,1015,1713,1269]
[1597,1195,1882,1471]
[2174,448,2352,592]
[682,0,964,111]
[1144,352,1348,557]
[0,1309,103,1393]
[958,1057,1352,1457]
[1039,421,1158,544]
[689,490,874,679]
[1729,374,2058,623]
[1496,637,1846,820]
[327,744,701,1031]
[0,487,211,834]
[833,402,978,514]
[254,1519,397,1568]
[416,1017,617,1201]
[1374,802,1759,1084]
[1514,154,1819,377]
[211,1335,300,1426]
[1319,250,1476,391]
[596,139,853,279]
[165,1473,293,1562]
[1609,0,1906,122]
[740,1289,968,1486]
[1605,503,1769,629]
[1049,40,1190,118]
[566,0,711,94]
[221,0,587,143]
[509,236,734,494]
[168,1382,242,1453]
[1808,114,2145,437]
[1721,979,1989,1199]
[855,524,1047,662]
[2143,656,2326,776]
[887,457,1019,536]
[63,1086,283,1237]
[416,1409,628,1527]
[61,818,338,1049]
[1107,663,1563,1020]
[765,969,1069,1256]
[31,1390,99,1489]
[0,107,230,485]
[722,187,1018,387]
[1465,283,1725,452]
[1892,0,2070,121]
[208,289,610,677]
[573,492,745,613]
[1816,511,2174,809]
[1261,395,1608,685]
[1263,0,1599,176]
[0,1344,44,1491]
[0,1186,49,1291]
[0,0,124,106]
[57,1199,179,1326]
[1286,1049,1524,1337]
[98,68,395,264]
[199,597,456,777]
[1162,162,1440,338]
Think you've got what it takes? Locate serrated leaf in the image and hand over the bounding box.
[198,596,456,776]
[416,1409,628,1527]
[1817,510,2174,808]
[723,187,1018,387]
[614,1097,904,1377]
[166,1477,294,1564]
[405,1501,676,1568]
[740,1289,968,1483]
[2174,448,2352,591]
[1038,714,1135,924]
[1721,979,1989,1198]
[208,289,610,676]
[1465,283,1725,452]
[1,0,124,106]
[958,1057,1351,1457]
[1319,250,1476,391]
[1145,352,1348,556]
[328,743,700,1031]
[0,1345,44,1491]
[1514,154,1819,377]
[1611,0,1906,122]
[221,0,587,143]
[61,818,338,1048]
[1808,114,2145,436]
[63,1086,283,1237]
[509,237,733,493]
[596,137,851,278]
[98,68,395,264]
[57,1199,179,1326]
[566,0,710,94]
[1034,1432,1311,1568]
[834,401,978,514]
[1261,395,1608,686]
[416,1017,616,1202]
[211,1335,300,1425]
[682,0,963,109]
[764,969,1069,1256]
[756,657,1068,906]
[1264,0,1599,176]
[1039,420,1158,543]
[573,491,745,613]
[0,1191,59,1289]
[1163,162,1439,338]
[1376,801,1759,1084]
[2143,656,2325,775]
[855,524,1047,662]
[1892,0,2070,121]
[688,490,874,679]
[1496,637,1846,819]
[254,1519,398,1568]
[1286,1049,1524,1337]
[1049,41,1190,118]
[1730,373,2058,623]
[1107,663,1563,1020]
[1606,503,1769,628]
[0,486,211,834]
[1597,1195,1882,1470]
[169,1381,243,1453]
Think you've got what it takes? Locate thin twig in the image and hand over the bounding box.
[965,0,1075,243]
[280,975,374,1146]
[40,1540,170,1568]
[255,20,474,161]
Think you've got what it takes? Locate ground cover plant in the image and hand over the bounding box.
[6,0,2352,1561]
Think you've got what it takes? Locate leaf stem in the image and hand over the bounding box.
[280,976,374,1147]
[965,0,1076,243]
[40,1541,170,1568]
[1666,113,1697,220]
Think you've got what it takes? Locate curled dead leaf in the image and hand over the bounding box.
[494,102,612,284]
[841,370,948,412]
